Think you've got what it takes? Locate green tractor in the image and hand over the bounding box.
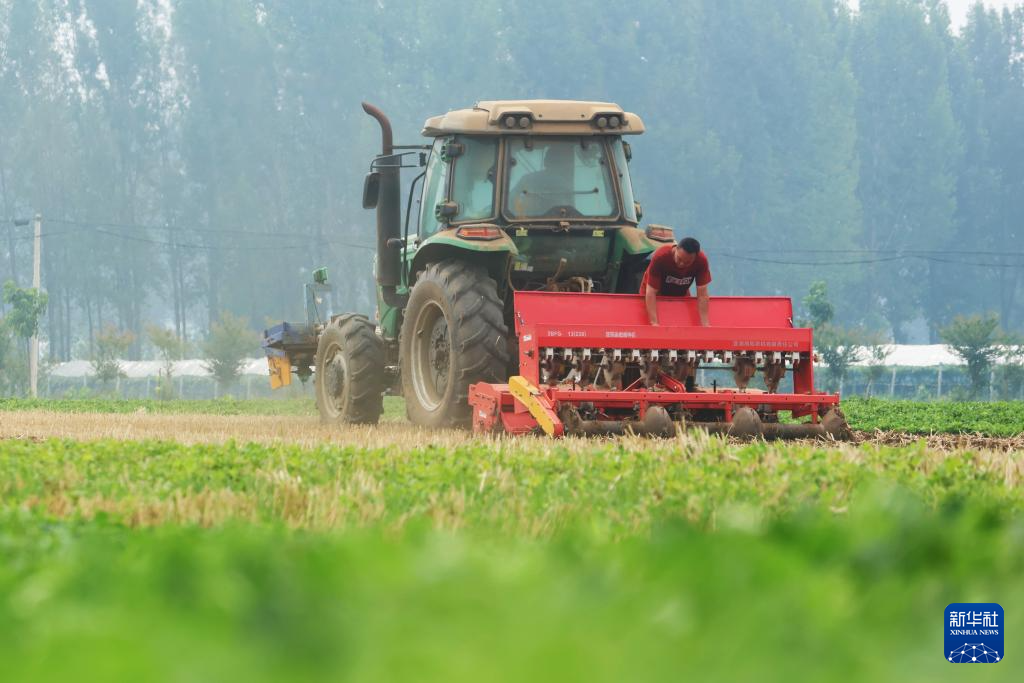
[263,100,671,427]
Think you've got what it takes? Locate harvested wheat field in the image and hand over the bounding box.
[0,408,470,449]
[2,402,1022,452]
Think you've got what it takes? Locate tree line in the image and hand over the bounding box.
[0,0,1021,372]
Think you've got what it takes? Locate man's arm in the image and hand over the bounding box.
[645,284,660,326]
[696,284,710,326]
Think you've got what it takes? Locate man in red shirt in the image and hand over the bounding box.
[640,236,711,326]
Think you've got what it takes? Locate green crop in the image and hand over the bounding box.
[843,397,1024,436]
[0,488,1020,682]
[0,396,317,415]
[1,436,1021,533]
[1,399,1021,680]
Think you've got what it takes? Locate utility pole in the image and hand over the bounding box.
[30,213,41,398]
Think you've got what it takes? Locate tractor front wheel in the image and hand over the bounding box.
[401,260,508,428]
[315,315,385,424]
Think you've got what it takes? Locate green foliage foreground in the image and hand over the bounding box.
[2,506,1020,683]
[0,435,1022,681]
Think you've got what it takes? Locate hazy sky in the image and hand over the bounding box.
[850,0,1019,30]
[945,0,1018,28]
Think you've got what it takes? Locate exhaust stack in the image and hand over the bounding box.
[362,102,402,304]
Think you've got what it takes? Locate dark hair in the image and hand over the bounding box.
[678,237,700,254]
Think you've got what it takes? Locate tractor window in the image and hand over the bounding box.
[418,138,448,236]
[611,138,638,222]
[450,137,498,222]
[505,137,616,220]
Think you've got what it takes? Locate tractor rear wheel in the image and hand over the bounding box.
[401,260,509,428]
[315,315,385,424]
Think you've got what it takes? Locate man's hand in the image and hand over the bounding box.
[697,285,710,327]
[645,284,660,326]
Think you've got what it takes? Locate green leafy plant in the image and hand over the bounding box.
[91,326,135,387]
[802,281,864,391]
[0,321,20,395]
[803,280,834,329]
[863,336,891,398]
[940,314,1002,399]
[200,311,260,394]
[1,280,48,343]
[0,397,317,416]
[0,281,48,395]
[998,335,1024,400]
[147,325,190,400]
[0,405,1022,682]
[841,397,1024,436]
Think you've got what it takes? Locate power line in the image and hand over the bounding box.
[48,216,287,235]
[11,230,80,241]
[6,220,373,252]
[44,218,1024,257]
[91,228,375,252]
[706,246,1024,257]
[92,228,307,251]
[709,251,1024,268]
[42,217,376,251]
[10,218,1024,263]
[714,253,907,266]
[46,216,368,241]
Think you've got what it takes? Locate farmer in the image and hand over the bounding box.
[640,236,711,327]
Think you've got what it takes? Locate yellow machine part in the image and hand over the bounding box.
[508,375,558,436]
[267,355,292,389]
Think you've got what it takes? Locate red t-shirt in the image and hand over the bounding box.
[640,245,711,296]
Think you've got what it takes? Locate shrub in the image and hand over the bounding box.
[92,326,135,386]
[863,337,891,397]
[940,314,1002,399]
[998,336,1024,400]
[147,325,189,400]
[200,311,260,394]
[802,281,865,391]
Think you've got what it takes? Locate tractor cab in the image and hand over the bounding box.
[363,101,671,343]
[418,126,638,231]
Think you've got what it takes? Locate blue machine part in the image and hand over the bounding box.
[262,322,317,357]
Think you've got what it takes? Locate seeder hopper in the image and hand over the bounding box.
[469,291,850,439]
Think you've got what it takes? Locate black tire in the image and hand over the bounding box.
[400,260,509,428]
[314,315,385,425]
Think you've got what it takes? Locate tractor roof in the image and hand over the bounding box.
[421,100,645,137]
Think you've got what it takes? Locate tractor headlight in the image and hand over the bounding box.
[501,112,533,129]
[592,113,624,130]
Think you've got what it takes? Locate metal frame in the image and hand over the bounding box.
[469,291,841,436]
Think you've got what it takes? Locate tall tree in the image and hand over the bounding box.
[849,0,961,341]
[958,4,1024,330]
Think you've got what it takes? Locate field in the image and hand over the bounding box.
[1,398,1021,681]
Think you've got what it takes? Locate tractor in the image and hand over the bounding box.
[265,100,667,427]
[264,100,849,439]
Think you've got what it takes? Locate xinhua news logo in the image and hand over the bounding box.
[945,603,1003,663]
